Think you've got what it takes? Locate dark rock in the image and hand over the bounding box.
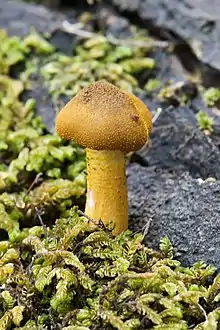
[112,0,140,12]
[152,50,188,83]
[0,0,78,55]
[0,0,64,36]
[49,30,77,55]
[96,5,133,38]
[137,105,220,179]
[127,163,220,268]
[111,0,220,74]
[23,82,57,132]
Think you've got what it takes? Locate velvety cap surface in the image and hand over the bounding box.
[56,80,152,152]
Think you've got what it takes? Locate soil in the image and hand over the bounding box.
[1,0,220,269]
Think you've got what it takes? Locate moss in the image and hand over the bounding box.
[144,79,162,93]
[23,27,156,100]
[158,82,191,105]
[203,87,220,107]
[196,111,214,133]
[0,209,219,329]
[0,29,86,244]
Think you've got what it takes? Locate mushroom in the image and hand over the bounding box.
[56,80,152,235]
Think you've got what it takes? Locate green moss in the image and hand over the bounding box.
[144,79,162,93]
[0,29,86,245]
[23,28,54,54]
[23,28,156,100]
[158,82,190,105]
[196,111,214,133]
[0,208,219,329]
[203,87,220,107]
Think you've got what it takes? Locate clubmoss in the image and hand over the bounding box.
[0,208,219,329]
[0,25,220,330]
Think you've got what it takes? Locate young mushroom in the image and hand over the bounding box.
[56,80,152,235]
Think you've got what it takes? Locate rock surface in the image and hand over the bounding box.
[138,105,220,179]
[1,0,220,268]
[111,0,220,73]
[127,163,220,269]
[0,0,64,36]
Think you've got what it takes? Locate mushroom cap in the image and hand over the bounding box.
[56,80,152,152]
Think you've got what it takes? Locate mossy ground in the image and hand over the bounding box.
[0,13,220,330]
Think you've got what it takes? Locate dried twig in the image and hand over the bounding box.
[77,209,113,233]
[49,307,61,330]
[35,207,50,238]
[62,20,170,49]
[25,172,43,196]
[78,209,97,226]
[26,252,45,277]
[152,107,163,124]
[142,218,152,237]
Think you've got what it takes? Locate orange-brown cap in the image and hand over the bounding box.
[56,80,152,153]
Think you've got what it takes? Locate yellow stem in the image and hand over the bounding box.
[85,148,128,235]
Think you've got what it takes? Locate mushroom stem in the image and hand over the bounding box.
[85,148,128,235]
